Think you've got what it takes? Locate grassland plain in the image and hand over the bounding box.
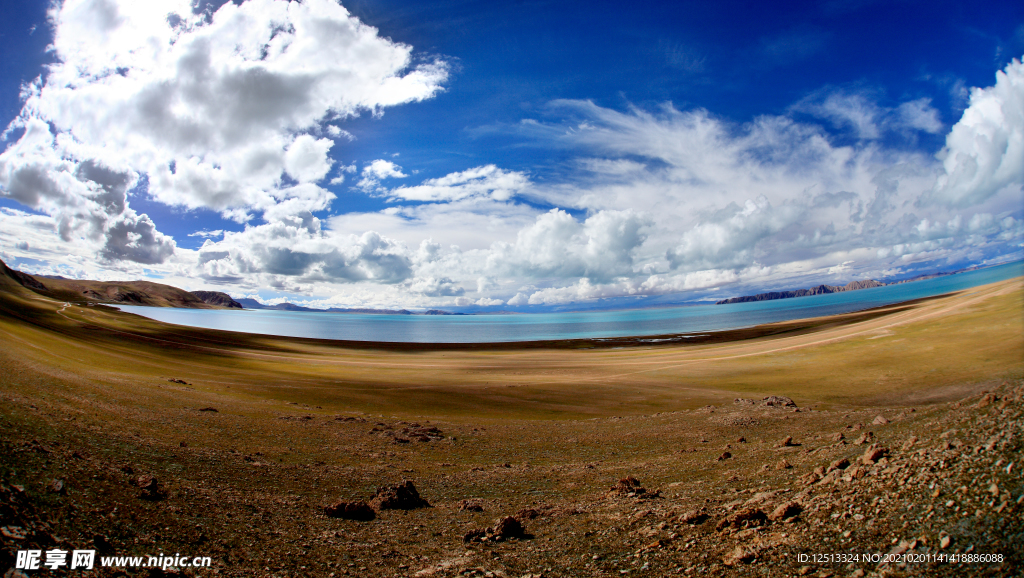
[0,272,1022,577]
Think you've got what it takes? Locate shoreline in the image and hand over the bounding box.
[105,290,961,352]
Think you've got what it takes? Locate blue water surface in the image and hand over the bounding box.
[115,262,1023,343]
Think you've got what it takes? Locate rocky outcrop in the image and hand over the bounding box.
[190,291,243,309]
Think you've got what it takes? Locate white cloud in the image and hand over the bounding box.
[798,91,882,139]
[666,196,804,271]
[189,214,414,286]
[357,159,408,191]
[2,9,1020,311]
[408,276,465,297]
[928,57,1024,207]
[284,134,334,183]
[484,208,651,283]
[792,91,945,139]
[0,0,448,264]
[506,292,529,306]
[387,165,530,202]
[896,98,943,134]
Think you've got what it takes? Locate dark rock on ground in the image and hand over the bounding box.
[464,516,531,542]
[459,500,484,512]
[135,475,167,500]
[369,481,430,510]
[609,476,658,498]
[763,396,796,407]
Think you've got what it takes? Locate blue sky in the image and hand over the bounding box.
[0,0,1022,310]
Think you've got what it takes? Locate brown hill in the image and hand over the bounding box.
[190,290,243,309]
[0,258,235,309]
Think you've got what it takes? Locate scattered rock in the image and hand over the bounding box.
[464,516,530,542]
[515,508,541,520]
[762,396,796,407]
[397,425,444,443]
[778,436,798,447]
[856,431,874,445]
[940,534,952,549]
[902,436,918,450]
[491,516,527,540]
[717,451,732,461]
[609,476,658,498]
[832,433,845,442]
[734,398,757,406]
[860,446,889,465]
[369,481,431,510]
[736,437,746,443]
[799,472,821,486]
[827,458,850,472]
[680,508,709,524]
[776,459,793,470]
[47,479,65,495]
[848,466,867,479]
[723,545,757,565]
[460,500,484,512]
[135,475,167,500]
[872,415,889,425]
[768,501,802,521]
[197,407,218,412]
[324,501,376,521]
[716,507,767,531]
[976,392,998,408]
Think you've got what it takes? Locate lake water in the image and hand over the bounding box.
[115,262,1023,343]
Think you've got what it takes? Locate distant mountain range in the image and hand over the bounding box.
[235,298,416,314]
[1,255,969,313]
[715,271,956,305]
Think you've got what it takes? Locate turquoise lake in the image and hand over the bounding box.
[115,262,1023,343]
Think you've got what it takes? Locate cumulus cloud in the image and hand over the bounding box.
[506,292,529,306]
[666,196,804,271]
[408,276,465,297]
[357,159,408,191]
[1,0,448,264]
[284,135,334,183]
[190,214,413,286]
[485,208,651,283]
[927,57,1024,207]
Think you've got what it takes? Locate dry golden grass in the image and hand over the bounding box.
[0,276,1022,577]
[1,275,1020,421]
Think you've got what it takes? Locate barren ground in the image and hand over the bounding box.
[0,277,1022,577]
